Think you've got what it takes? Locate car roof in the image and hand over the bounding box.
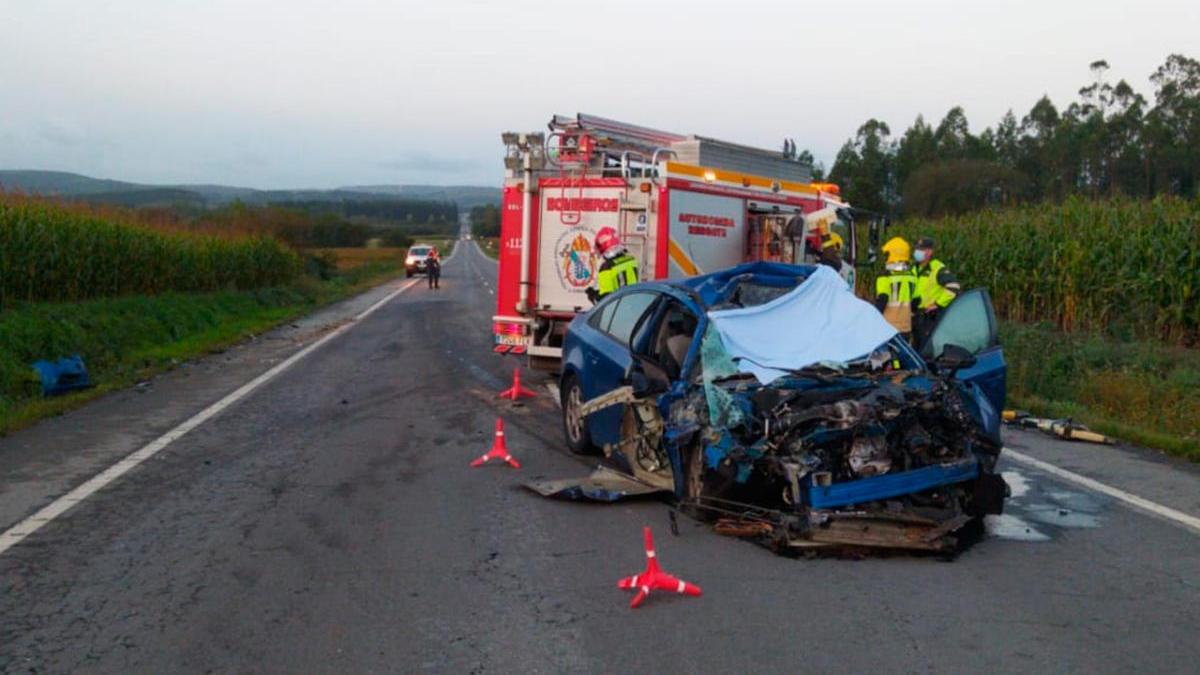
[663,261,818,308]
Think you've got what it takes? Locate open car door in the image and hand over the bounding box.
[921,288,1006,412]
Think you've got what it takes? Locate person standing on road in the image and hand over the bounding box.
[911,237,961,346]
[586,227,639,304]
[874,237,916,340]
[426,249,441,290]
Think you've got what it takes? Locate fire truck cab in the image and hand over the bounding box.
[493,114,868,370]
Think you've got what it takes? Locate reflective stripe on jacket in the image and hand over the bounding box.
[915,259,957,309]
[875,271,915,333]
[597,253,639,297]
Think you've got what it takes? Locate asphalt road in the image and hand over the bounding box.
[1,240,1198,674]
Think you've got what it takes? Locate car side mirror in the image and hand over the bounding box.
[933,343,977,375]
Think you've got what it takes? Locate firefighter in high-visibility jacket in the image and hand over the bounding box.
[874,237,916,339]
[586,226,639,304]
[911,237,962,346]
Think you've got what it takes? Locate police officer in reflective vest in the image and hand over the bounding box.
[586,226,639,304]
[911,237,962,346]
[874,237,916,339]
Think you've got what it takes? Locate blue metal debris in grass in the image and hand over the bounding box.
[32,355,92,397]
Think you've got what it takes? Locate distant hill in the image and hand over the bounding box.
[0,170,500,209]
[339,184,501,210]
[0,170,147,196]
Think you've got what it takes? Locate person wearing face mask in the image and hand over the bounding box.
[874,237,916,339]
[911,237,961,347]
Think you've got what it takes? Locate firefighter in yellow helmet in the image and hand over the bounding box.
[817,231,845,273]
[874,237,916,339]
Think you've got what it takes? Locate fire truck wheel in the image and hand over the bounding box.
[560,373,594,455]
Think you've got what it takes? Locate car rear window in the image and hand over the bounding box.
[588,297,619,333]
[410,247,431,256]
[605,293,658,345]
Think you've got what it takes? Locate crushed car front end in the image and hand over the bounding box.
[659,337,1008,553]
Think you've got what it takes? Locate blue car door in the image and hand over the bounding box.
[583,291,661,448]
[922,288,1007,412]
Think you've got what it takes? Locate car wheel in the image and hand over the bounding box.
[560,373,594,455]
[406,270,413,278]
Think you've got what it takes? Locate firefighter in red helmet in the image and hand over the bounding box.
[586,226,639,303]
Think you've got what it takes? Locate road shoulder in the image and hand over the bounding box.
[0,277,414,533]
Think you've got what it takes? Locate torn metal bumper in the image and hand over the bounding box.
[807,459,978,509]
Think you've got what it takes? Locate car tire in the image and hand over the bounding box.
[406,270,413,278]
[560,373,594,455]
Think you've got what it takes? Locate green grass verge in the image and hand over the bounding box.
[479,237,499,259]
[1002,320,1200,461]
[0,261,405,435]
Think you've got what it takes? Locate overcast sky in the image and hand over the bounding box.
[2,0,1196,189]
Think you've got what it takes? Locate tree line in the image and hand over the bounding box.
[469,203,501,238]
[275,198,457,225]
[816,54,1199,217]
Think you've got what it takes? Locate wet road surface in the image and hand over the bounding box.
[1,241,1198,673]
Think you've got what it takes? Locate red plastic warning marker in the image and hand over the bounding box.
[617,526,702,608]
[470,418,521,469]
[497,368,536,401]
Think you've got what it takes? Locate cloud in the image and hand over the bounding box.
[38,118,87,147]
[377,152,480,173]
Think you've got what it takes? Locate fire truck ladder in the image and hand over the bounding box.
[549,113,685,179]
[546,114,686,225]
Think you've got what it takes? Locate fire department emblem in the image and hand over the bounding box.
[556,230,597,289]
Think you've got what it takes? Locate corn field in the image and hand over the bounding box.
[0,197,301,309]
[867,196,1200,345]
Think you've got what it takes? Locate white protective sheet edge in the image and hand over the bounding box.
[706,265,898,384]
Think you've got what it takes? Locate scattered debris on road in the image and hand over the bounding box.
[525,466,669,502]
[1003,410,1116,444]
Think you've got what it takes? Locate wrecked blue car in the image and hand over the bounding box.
[556,262,1008,553]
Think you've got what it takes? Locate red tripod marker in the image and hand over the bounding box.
[497,368,537,401]
[470,418,521,469]
[617,526,702,608]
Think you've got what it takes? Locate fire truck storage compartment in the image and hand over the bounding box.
[664,189,746,278]
[535,180,627,312]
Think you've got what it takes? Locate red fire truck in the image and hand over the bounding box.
[492,113,872,369]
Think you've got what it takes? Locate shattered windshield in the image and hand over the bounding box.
[700,325,746,428]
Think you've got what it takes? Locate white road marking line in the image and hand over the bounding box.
[440,241,463,265]
[0,277,422,557]
[1003,447,1200,535]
